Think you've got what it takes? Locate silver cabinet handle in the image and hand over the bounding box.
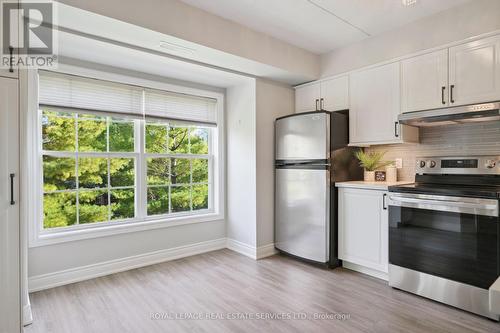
[315,99,319,111]
[320,98,324,110]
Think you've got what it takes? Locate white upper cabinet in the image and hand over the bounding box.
[350,63,399,144]
[295,83,320,113]
[401,49,449,113]
[449,35,500,106]
[350,62,417,145]
[295,76,349,113]
[295,33,500,145]
[320,76,349,111]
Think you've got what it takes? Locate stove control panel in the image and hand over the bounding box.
[416,156,500,175]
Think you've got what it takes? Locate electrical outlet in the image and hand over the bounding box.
[395,158,403,169]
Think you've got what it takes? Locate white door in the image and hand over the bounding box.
[349,62,401,144]
[401,49,449,112]
[320,76,349,111]
[295,83,320,113]
[338,188,388,273]
[449,35,500,106]
[0,77,20,332]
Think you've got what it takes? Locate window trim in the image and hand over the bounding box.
[28,65,225,248]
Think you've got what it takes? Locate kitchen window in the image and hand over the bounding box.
[33,70,222,243]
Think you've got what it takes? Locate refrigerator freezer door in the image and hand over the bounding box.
[275,168,329,262]
[276,112,329,161]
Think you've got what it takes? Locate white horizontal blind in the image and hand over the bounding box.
[144,88,217,125]
[38,71,219,125]
[38,71,144,117]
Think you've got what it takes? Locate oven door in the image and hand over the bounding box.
[388,193,499,289]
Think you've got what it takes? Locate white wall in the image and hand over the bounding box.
[226,80,257,247]
[225,79,294,250]
[58,0,319,81]
[29,220,225,277]
[320,0,500,78]
[255,79,294,247]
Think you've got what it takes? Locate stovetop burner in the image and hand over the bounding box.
[389,182,500,199]
[389,156,500,199]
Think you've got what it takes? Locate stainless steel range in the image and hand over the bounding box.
[388,156,500,320]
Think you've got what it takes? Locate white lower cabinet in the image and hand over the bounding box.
[338,187,388,278]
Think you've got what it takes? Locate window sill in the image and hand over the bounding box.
[29,212,224,248]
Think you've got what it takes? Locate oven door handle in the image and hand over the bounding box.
[388,195,499,217]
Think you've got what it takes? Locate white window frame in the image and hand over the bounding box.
[27,64,225,247]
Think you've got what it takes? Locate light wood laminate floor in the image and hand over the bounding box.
[25,249,499,333]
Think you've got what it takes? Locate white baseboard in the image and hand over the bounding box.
[342,261,388,281]
[225,239,277,260]
[256,243,278,259]
[29,238,279,292]
[226,238,257,259]
[28,238,226,292]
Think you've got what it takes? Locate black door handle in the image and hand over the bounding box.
[8,47,14,73]
[441,86,446,105]
[394,122,399,138]
[450,84,455,104]
[10,173,15,205]
[383,193,387,210]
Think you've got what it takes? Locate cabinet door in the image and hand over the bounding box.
[0,77,20,332]
[0,0,19,79]
[401,49,448,112]
[339,188,388,273]
[320,76,348,111]
[295,83,320,113]
[349,62,400,144]
[449,35,500,106]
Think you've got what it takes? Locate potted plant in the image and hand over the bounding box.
[354,150,393,182]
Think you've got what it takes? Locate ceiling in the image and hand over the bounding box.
[54,2,315,86]
[180,0,472,54]
[57,31,253,88]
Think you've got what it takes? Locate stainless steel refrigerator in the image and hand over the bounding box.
[275,110,361,266]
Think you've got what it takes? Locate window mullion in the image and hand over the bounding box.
[107,117,111,221]
[75,114,80,225]
[137,119,147,219]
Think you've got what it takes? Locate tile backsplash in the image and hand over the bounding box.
[365,121,500,181]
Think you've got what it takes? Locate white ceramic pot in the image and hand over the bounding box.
[364,170,375,182]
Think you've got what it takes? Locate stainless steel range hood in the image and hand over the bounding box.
[398,102,500,127]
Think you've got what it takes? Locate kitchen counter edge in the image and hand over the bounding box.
[335,181,413,191]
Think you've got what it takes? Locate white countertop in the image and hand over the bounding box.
[335,181,413,190]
